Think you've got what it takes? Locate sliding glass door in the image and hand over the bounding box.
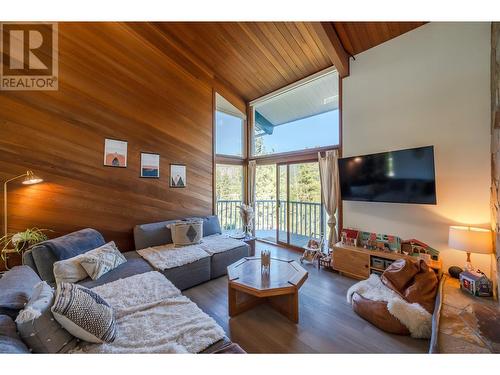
[276,161,323,248]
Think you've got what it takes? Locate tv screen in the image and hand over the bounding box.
[339,146,436,204]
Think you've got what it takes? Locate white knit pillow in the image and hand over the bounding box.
[80,242,126,280]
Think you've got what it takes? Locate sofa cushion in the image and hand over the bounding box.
[134,220,176,250]
[0,314,30,353]
[201,216,222,237]
[134,216,222,250]
[30,228,105,284]
[52,283,116,343]
[78,251,154,289]
[53,241,126,285]
[16,281,76,353]
[80,242,127,280]
[0,265,41,318]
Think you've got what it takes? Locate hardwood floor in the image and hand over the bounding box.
[184,241,430,353]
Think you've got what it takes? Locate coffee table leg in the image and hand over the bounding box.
[228,283,237,317]
[268,290,299,323]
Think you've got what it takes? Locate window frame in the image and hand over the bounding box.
[249,67,340,160]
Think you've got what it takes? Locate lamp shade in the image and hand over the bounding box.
[22,170,43,185]
[448,226,492,254]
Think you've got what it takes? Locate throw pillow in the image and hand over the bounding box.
[53,241,126,284]
[0,265,41,318]
[51,283,116,343]
[167,219,203,247]
[16,281,76,353]
[79,242,127,280]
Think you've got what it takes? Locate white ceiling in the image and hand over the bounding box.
[254,70,339,127]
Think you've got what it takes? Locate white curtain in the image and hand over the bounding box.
[248,160,256,206]
[318,149,340,248]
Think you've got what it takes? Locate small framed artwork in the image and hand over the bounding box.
[104,139,127,168]
[140,152,160,178]
[170,164,186,188]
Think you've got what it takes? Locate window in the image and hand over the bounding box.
[216,164,244,233]
[251,69,339,156]
[214,93,246,234]
[215,93,245,157]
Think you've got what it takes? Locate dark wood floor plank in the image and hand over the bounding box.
[184,242,430,353]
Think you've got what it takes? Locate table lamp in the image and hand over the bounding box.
[448,226,493,272]
[3,170,43,238]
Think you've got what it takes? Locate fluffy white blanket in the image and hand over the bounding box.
[200,234,246,255]
[137,243,210,270]
[73,271,225,353]
[346,274,432,339]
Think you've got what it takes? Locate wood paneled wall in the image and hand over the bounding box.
[0,23,244,260]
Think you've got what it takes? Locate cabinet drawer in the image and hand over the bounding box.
[332,247,370,279]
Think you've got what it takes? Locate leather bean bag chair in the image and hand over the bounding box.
[351,259,438,335]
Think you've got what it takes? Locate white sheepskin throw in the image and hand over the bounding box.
[91,271,181,313]
[74,296,225,354]
[72,271,225,353]
[346,274,432,339]
[199,234,246,255]
[137,243,210,270]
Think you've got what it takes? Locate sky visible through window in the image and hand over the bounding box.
[254,110,339,156]
[216,111,243,156]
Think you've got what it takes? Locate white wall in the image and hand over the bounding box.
[343,22,492,275]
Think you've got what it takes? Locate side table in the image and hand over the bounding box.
[242,235,256,256]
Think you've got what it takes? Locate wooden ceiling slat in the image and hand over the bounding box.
[144,22,425,100]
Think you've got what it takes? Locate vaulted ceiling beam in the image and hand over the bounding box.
[309,22,350,78]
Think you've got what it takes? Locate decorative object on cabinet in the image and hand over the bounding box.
[140,152,160,178]
[401,238,440,260]
[459,270,493,297]
[104,139,127,167]
[448,266,463,279]
[170,164,186,188]
[448,226,492,272]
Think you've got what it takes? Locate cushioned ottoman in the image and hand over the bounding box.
[210,244,250,279]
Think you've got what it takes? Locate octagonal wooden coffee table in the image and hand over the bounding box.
[227,257,308,323]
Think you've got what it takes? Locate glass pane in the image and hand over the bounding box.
[288,162,322,248]
[216,111,243,157]
[252,71,339,156]
[278,165,287,243]
[216,164,243,234]
[254,164,276,242]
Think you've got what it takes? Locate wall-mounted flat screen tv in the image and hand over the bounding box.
[338,146,436,204]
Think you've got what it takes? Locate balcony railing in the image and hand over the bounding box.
[216,199,324,241]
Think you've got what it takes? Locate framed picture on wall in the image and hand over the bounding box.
[170,164,186,188]
[140,152,160,178]
[104,139,127,168]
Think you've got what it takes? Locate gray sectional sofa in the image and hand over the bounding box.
[1,215,249,354]
[133,215,250,289]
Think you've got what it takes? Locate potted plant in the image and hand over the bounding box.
[0,228,50,265]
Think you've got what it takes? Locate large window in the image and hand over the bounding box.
[251,69,339,156]
[216,164,244,233]
[215,94,244,157]
[215,93,246,234]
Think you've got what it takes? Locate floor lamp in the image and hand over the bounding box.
[3,170,43,241]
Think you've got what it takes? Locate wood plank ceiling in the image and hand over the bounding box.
[333,22,427,56]
[153,22,425,101]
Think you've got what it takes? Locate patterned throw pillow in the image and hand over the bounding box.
[51,283,116,343]
[80,242,127,280]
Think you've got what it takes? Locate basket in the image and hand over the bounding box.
[167,219,204,247]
